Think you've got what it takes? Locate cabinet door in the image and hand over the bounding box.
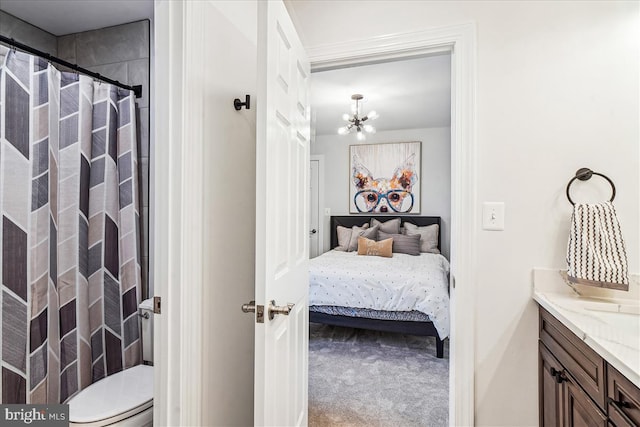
[608,365,640,426]
[540,342,564,426]
[540,307,607,410]
[564,374,607,427]
[608,403,635,427]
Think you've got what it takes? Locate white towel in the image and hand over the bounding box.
[566,202,629,290]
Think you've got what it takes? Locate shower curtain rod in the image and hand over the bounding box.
[0,35,143,98]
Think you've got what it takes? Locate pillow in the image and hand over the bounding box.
[403,222,440,254]
[348,225,379,252]
[335,223,369,252]
[357,236,393,258]
[335,226,351,251]
[370,217,401,234]
[378,231,421,256]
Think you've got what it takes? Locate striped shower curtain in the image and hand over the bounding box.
[0,47,142,404]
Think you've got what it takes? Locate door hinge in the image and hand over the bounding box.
[153,296,161,314]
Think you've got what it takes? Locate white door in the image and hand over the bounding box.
[309,159,320,258]
[254,1,311,426]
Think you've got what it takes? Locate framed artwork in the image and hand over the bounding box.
[349,141,421,214]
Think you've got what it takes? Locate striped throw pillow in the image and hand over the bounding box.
[378,231,421,256]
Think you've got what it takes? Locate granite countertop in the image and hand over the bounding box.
[532,269,640,389]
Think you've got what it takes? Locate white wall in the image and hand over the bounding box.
[200,2,257,425]
[154,1,257,424]
[288,2,640,426]
[312,127,451,257]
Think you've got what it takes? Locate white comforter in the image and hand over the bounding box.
[309,250,450,338]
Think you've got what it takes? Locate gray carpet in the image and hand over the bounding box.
[309,323,449,427]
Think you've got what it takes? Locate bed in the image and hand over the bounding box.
[309,215,449,358]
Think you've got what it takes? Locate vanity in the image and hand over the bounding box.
[533,270,640,426]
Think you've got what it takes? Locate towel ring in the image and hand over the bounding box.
[566,167,616,206]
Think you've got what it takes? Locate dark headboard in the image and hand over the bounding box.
[330,215,441,251]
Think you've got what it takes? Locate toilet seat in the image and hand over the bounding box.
[68,365,153,426]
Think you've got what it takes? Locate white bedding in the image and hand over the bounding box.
[309,250,450,338]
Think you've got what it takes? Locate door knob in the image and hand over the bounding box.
[241,301,256,313]
[309,229,317,235]
[268,300,295,320]
[241,300,264,323]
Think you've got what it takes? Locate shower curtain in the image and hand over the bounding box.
[0,47,142,404]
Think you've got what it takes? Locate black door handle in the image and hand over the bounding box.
[550,367,567,384]
[609,397,632,409]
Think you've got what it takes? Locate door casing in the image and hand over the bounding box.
[153,2,477,423]
[309,154,324,257]
[306,24,478,426]
[153,1,259,425]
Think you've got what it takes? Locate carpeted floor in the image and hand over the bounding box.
[309,323,449,427]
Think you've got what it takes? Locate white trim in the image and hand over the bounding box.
[152,1,176,425]
[308,24,469,71]
[307,24,477,427]
[310,154,325,256]
[147,0,156,300]
[179,2,205,425]
[153,1,206,425]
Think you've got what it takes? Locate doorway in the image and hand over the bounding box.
[306,24,477,426]
[307,52,452,425]
[152,2,477,422]
[309,155,324,258]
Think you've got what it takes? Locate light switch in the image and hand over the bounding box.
[482,202,505,231]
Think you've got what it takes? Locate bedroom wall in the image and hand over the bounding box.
[287,1,639,426]
[312,127,451,258]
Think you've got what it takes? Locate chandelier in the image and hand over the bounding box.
[337,94,378,141]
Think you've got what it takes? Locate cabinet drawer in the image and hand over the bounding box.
[540,307,607,411]
[608,365,640,426]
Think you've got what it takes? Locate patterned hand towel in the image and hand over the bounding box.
[566,202,629,290]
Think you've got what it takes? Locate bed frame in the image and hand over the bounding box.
[310,215,446,358]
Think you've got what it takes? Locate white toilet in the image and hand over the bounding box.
[68,299,154,427]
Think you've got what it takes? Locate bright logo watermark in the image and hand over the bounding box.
[1,405,68,426]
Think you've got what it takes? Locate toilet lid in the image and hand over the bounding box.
[68,365,153,424]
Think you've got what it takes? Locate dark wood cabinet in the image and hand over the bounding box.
[540,342,564,426]
[608,366,640,426]
[539,307,607,409]
[564,374,607,427]
[539,340,607,426]
[538,307,640,427]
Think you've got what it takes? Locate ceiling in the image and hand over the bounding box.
[1,1,450,136]
[0,0,153,36]
[311,53,451,136]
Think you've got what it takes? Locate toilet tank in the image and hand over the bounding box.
[139,298,154,363]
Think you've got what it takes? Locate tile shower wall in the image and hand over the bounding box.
[56,21,151,296]
[0,10,57,54]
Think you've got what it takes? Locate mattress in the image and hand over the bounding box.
[309,305,432,322]
[309,250,450,338]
